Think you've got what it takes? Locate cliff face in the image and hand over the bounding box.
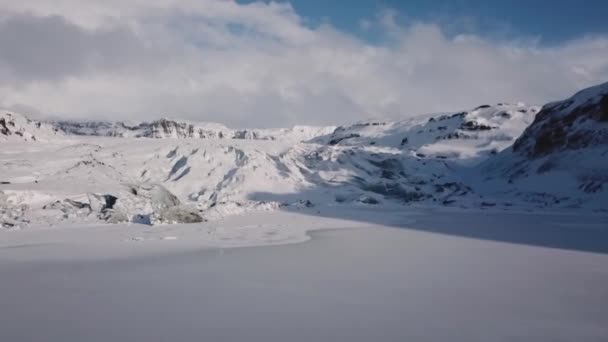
[53,118,231,139]
[512,82,608,158]
[144,118,228,139]
[52,118,328,141]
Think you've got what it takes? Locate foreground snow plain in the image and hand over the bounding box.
[1,209,607,342]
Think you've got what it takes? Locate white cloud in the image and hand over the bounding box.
[0,0,607,127]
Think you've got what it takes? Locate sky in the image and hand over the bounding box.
[274,0,608,45]
[0,0,607,127]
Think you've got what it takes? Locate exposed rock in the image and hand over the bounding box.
[0,117,10,135]
[154,206,204,224]
[88,193,118,213]
[0,112,58,141]
[64,199,90,210]
[513,82,608,158]
[460,121,494,131]
[328,133,361,145]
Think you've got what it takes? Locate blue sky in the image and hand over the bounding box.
[241,0,608,45]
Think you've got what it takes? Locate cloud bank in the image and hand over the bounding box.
[1,0,607,127]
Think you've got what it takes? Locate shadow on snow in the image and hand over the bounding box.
[249,189,608,255]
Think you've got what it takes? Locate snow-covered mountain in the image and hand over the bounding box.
[54,118,335,142]
[312,103,538,164]
[1,83,607,228]
[478,81,608,209]
[54,118,233,139]
[0,111,60,142]
[513,82,608,157]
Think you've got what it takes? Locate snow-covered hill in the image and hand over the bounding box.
[0,111,60,142]
[54,118,335,143]
[312,103,538,164]
[478,82,608,210]
[1,83,607,228]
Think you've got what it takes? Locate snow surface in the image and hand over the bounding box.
[1,209,607,341]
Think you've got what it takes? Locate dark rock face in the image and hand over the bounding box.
[54,118,230,139]
[513,83,608,158]
[102,195,118,211]
[54,121,129,136]
[0,117,10,135]
[328,133,361,145]
[460,121,494,131]
[450,112,467,119]
[54,118,285,141]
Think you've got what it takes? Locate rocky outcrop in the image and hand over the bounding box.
[512,82,608,158]
[53,118,231,139]
[36,184,203,225]
[478,82,608,210]
[126,184,204,224]
[0,111,58,141]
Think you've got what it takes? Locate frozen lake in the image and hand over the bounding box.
[1,210,607,341]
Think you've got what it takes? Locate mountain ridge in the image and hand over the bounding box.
[1,83,607,228]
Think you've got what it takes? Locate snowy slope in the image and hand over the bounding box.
[312,103,538,164]
[2,83,607,228]
[0,111,61,142]
[513,81,608,158]
[478,82,608,210]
